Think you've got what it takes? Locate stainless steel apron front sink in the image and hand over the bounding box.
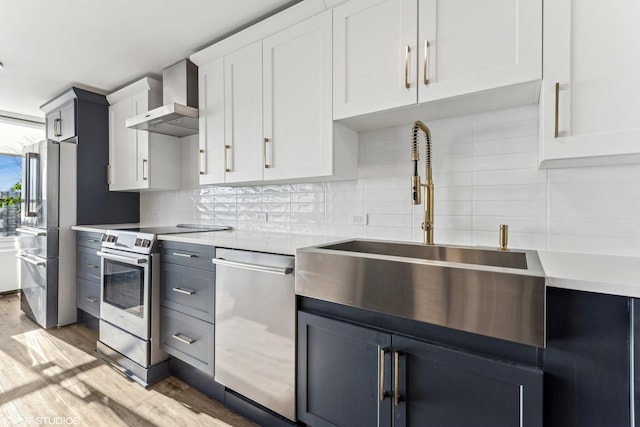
[296,239,546,348]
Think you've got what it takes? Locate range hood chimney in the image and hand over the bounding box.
[126,59,199,137]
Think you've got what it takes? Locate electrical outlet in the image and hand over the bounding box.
[256,212,268,222]
[350,214,368,225]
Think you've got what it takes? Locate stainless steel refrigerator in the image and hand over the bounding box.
[17,139,77,328]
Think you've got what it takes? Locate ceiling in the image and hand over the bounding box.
[0,0,298,120]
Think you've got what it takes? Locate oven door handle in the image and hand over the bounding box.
[97,251,148,265]
[212,257,293,275]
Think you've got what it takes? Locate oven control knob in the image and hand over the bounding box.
[108,235,117,243]
[101,234,108,241]
[143,239,151,248]
[135,238,142,246]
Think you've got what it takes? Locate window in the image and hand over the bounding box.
[0,116,45,236]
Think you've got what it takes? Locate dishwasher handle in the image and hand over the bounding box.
[212,257,293,275]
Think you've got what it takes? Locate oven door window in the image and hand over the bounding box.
[103,259,145,317]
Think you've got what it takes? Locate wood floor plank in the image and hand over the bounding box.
[0,293,257,427]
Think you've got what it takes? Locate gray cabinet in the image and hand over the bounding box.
[298,311,543,427]
[46,99,76,142]
[76,231,102,321]
[159,241,215,375]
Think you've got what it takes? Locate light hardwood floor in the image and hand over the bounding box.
[0,292,257,427]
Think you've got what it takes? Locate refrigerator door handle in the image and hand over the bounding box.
[16,253,46,267]
[23,152,40,218]
[16,227,47,237]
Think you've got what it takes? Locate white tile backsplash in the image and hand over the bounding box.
[141,104,640,257]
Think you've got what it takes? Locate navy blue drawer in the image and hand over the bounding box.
[160,241,215,271]
[161,262,214,323]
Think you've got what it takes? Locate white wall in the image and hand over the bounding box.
[141,105,640,257]
[0,237,19,292]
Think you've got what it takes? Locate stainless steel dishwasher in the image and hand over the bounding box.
[213,248,296,421]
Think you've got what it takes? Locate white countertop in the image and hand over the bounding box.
[158,230,348,256]
[538,251,640,298]
[71,223,140,233]
[71,223,640,297]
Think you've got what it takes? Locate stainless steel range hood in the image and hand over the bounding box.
[126,59,199,137]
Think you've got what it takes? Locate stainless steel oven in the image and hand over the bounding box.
[95,225,231,386]
[98,247,150,341]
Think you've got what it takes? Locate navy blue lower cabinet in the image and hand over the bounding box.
[544,288,631,427]
[298,311,543,427]
[393,336,543,427]
[298,311,392,427]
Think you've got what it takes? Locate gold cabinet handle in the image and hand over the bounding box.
[554,82,560,138]
[380,348,388,401]
[142,159,148,181]
[224,145,231,173]
[107,164,112,185]
[264,138,272,169]
[423,40,429,85]
[198,149,205,175]
[404,45,411,89]
[394,351,400,406]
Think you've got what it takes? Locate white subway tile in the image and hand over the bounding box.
[262,192,291,203]
[291,183,325,193]
[291,223,325,235]
[326,224,365,238]
[473,152,538,171]
[473,231,546,251]
[473,216,547,234]
[263,222,292,234]
[548,234,640,257]
[549,200,640,219]
[237,203,264,213]
[368,214,413,228]
[433,215,473,230]
[435,201,473,216]
[291,203,325,214]
[365,226,413,241]
[548,217,640,238]
[473,169,547,186]
[365,188,412,203]
[365,201,412,215]
[236,186,262,195]
[291,213,325,224]
[473,105,538,127]
[548,181,640,201]
[263,184,291,193]
[435,186,473,202]
[473,184,546,201]
[435,172,473,187]
[325,180,362,192]
[473,136,537,156]
[267,213,291,223]
[214,186,235,195]
[473,200,546,217]
[291,192,325,203]
[473,119,538,142]
[262,203,290,213]
[548,164,640,183]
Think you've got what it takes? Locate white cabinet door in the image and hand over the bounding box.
[263,11,333,181]
[333,0,417,119]
[418,0,541,103]
[198,58,226,185]
[107,78,180,191]
[108,99,137,191]
[131,91,150,189]
[540,0,640,167]
[58,101,76,142]
[224,41,264,183]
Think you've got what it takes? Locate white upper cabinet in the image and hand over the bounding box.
[224,41,264,184]
[333,0,417,120]
[333,0,541,121]
[45,99,76,142]
[418,0,541,103]
[107,78,181,191]
[198,58,225,185]
[263,11,335,181]
[195,8,357,186]
[539,0,640,167]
